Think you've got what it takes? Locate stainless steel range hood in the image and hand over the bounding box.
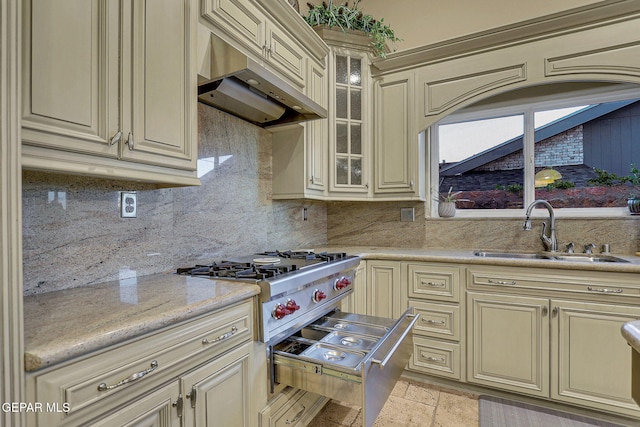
[198,33,327,128]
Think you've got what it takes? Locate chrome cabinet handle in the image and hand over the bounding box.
[424,319,445,325]
[587,286,623,294]
[371,312,420,369]
[125,132,134,150]
[421,280,445,287]
[97,360,158,391]
[202,326,237,345]
[426,356,446,362]
[109,130,122,146]
[488,279,516,285]
[285,404,306,425]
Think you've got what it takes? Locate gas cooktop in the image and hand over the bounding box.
[176,251,349,281]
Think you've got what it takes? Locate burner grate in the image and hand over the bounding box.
[177,260,295,280]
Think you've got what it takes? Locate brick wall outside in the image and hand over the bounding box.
[476,125,584,172]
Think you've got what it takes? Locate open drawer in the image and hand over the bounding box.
[272,308,419,427]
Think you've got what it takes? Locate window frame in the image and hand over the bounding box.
[429,86,640,219]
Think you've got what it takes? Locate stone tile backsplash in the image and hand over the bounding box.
[22,105,327,295]
[21,105,640,295]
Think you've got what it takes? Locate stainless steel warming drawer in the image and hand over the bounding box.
[272,308,419,427]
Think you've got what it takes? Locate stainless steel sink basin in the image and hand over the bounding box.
[473,250,629,263]
[473,251,553,260]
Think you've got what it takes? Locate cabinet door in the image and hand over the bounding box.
[374,71,418,195]
[266,23,305,87]
[366,261,402,318]
[121,0,196,170]
[89,381,180,427]
[201,0,265,58]
[551,300,640,417]
[22,0,120,157]
[340,261,367,315]
[467,292,549,397]
[306,60,327,192]
[329,48,370,194]
[181,344,252,427]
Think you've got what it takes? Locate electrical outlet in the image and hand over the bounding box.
[302,207,308,221]
[120,192,137,218]
[400,207,415,222]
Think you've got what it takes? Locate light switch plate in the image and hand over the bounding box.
[120,192,137,218]
[400,207,415,222]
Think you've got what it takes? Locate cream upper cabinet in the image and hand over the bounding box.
[200,0,306,87]
[373,70,425,200]
[22,0,120,157]
[22,0,199,186]
[119,0,197,170]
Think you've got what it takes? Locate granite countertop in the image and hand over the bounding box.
[24,247,640,372]
[23,272,260,372]
[622,321,640,353]
[318,246,640,273]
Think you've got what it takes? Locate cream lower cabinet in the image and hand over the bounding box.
[340,260,367,315]
[366,260,403,318]
[466,266,640,418]
[467,292,549,397]
[26,300,256,427]
[552,300,640,416]
[405,263,464,380]
[181,344,253,426]
[22,0,199,186]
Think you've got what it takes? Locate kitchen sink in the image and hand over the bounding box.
[473,250,629,263]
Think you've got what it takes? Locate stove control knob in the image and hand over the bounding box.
[312,289,327,303]
[285,299,300,312]
[334,276,352,290]
[272,303,289,320]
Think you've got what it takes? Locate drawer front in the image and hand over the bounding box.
[408,263,461,302]
[273,390,328,427]
[409,337,460,380]
[31,300,252,426]
[410,300,460,341]
[468,266,640,299]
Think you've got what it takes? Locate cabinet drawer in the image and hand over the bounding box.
[261,387,328,427]
[409,337,461,380]
[410,300,460,341]
[468,266,640,299]
[29,300,252,426]
[408,263,461,302]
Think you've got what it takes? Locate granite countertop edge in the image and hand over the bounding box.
[622,321,640,353]
[23,273,260,372]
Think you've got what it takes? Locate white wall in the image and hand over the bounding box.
[304,0,603,50]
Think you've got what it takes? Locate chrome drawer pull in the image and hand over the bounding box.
[97,360,158,391]
[424,319,445,325]
[202,326,237,345]
[422,280,445,287]
[371,312,420,369]
[587,286,623,294]
[488,279,516,285]
[426,356,446,363]
[285,404,306,425]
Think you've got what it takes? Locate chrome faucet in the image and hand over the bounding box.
[523,199,558,252]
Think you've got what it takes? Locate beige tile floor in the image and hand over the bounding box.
[308,379,479,427]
